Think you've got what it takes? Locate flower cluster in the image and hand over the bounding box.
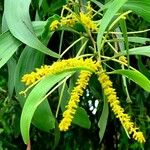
[98,70,145,143]
[59,71,91,131]
[49,2,97,31]
[21,58,99,86]
[61,14,77,27]
[79,12,97,31]
[49,14,77,31]
[119,56,127,65]
[50,20,60,31]
[21,56,146,143]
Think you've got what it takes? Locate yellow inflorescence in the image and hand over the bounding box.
[49,2,97,32]
[79,12,97,31]
[59,71,91,131]
[21,65,50,85]
[21,58,99,86]
[61,14,77,27]
[98,70,145,143]
[49,20,60,31]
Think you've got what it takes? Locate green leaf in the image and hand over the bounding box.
[4,0,59,58]
[15,46,55,134]
[52,121,60,150]
[109,36,150,45]
[111,69,150,92]
[20,71,73,144]
[73,107,91,129]
[137,56,150,79]
[7,57,16,98]
[97,0,127,51]
[124,0,150,22]
[128,37,150,44]
[42,14,60,39]
[89,75,102,99]
[0,31,21,68]
[98,98,109,142]
[121,46,150,57]
[119,18,129,66]
[91,0,104,8]
[0,21,48,69]
[32,99,54,131]
[42,0,66,14]
[32,21,47,37]
[49,0,66,12]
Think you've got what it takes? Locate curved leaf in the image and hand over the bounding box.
[137,56,150,79]
[98,98,109,142]
[0,31,21,68]
[0,21,51,69]
[121,46,150,57]
[15,46,55,134]
[4,0,59,58]
[7,57,16,98]
[20,71,74,144]
[128,37,150,44]
[73,107,91,129]
[111,69,150,92]
[97,0,127,51]
[32,21,47,37]
[124,0,150,22]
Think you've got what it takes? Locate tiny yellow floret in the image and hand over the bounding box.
[119,56,127,65]
[80,12,97,31]
[61,14,77,27]
[59,71,91,131]
[50,20,60,30]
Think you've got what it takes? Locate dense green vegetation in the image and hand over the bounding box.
[0,0,150,149]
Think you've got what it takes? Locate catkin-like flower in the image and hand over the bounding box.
[21,58,99,86]
[98,70,145,143]
[59,71,91,131]
[21,65,50,85]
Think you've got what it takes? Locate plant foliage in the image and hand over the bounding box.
[0,0,150,149]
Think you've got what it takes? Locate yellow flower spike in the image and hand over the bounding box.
[49,20,60,31]
[59,71,92,131]
[21,65,50,86]
[21,58,99,86]
[98,69,145,143]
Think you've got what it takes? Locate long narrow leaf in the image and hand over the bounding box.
[7,57,16,98]
[20,71,74,144]
[4,0,59,58]
[111,69,150,92]
[97,0,127,51]
[121,46,150,57]
[98,97,109,142]
[15,46,55,133]
[0,31,21,68]
[124,0,150,22]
